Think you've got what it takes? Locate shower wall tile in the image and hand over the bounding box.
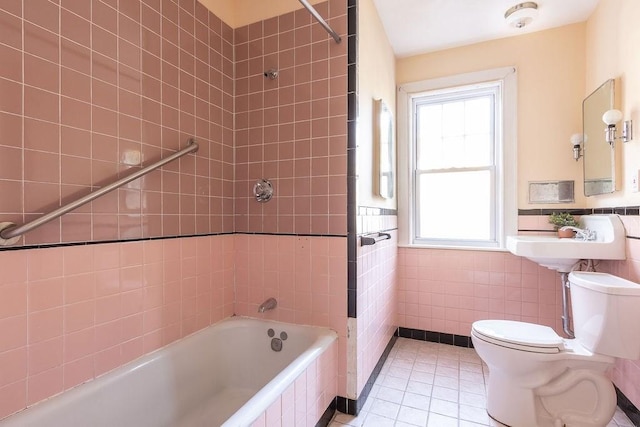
[0,0,351,420]
[0,234,235,419]
[0,0,235,247]
[233,233,348,397]
[233,0,348,236]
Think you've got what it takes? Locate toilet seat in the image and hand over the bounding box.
[472,320,565,354]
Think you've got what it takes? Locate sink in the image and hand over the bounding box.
[506,214,626,272]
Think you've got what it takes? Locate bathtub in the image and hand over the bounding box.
[0,316,338,427]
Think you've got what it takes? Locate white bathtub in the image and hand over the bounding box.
[0,316,338,427]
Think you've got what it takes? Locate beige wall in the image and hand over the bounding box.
[397,25,587,209]
[585,0,640,208]
[356,0,397,209]
[198,0,324,28]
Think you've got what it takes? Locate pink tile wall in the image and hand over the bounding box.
[0,0,234,247]
[234,234,348,397]
[0,234,235,419]
[356,230,398,396]
[233,1,348,235]
[597,214,640,411]
[397,247,565,337]
[250,338,337,427]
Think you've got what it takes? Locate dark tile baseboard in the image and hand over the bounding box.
[616,386,640,427]
[336,335,398,416]
[396,326,474,348]
[315,398,337,427]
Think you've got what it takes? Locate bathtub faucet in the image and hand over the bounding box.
[258,297,277,313]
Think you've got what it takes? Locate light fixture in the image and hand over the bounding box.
[602,109,633,145]
[505,2,538,29]
[570,133,583,161]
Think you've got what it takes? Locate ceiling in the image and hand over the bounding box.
[372,0,600,58]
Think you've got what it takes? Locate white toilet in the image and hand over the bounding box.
[471,271,640,427]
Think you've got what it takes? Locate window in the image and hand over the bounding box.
[398,68,517,249]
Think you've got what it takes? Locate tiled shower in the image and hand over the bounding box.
[0,0,353,419]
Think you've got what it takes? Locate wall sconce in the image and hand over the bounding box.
[602,109,633,145]
[570,133,583,161]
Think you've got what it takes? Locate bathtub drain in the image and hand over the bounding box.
[271,338,283,352]
[267,329,287,351]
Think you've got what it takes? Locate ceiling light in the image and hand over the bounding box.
[504,2,539,29]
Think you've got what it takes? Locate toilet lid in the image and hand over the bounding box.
[472,320,565,354]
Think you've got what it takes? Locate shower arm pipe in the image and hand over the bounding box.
[0,139,199,245]
[297,0,342,43]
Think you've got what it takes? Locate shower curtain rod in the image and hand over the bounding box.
[298,0,342,43]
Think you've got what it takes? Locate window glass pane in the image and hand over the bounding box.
[442,102,464,137]
[416,104,442,170]
[417,170,492,241]
[465,97,492,134]
[416,95,493,170]
[464,134,491,166]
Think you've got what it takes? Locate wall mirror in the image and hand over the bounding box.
[374,99,394,199]
[583,79,615,196]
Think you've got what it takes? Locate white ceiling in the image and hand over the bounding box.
[372,0,600,58]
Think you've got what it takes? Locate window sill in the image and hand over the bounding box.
[397,243,509,252]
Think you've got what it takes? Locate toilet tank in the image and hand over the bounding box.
[569,271,640,359]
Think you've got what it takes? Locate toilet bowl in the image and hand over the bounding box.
[472,320,615,426]
[471,272,640,427]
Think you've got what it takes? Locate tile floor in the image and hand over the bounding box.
[329,338,635,427]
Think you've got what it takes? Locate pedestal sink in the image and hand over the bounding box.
[506,214,626,272]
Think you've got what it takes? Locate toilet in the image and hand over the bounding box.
[471,271,640,427]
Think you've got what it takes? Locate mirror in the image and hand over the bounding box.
[583,79,615,196]
[374,99,394,199]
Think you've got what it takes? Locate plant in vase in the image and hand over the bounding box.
[548,212,580,238]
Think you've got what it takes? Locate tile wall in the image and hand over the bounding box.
[354,228,398,397]
[397,208,569,340]
[0,234,235,419]
[233,234,349,398]
[0,0,235,247]
[397,247,565,337]
[232,1,348,236]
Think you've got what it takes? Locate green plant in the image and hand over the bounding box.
[548,212,580,230]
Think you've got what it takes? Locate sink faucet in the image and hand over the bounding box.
[559,226,597,241]
[258,297,277,313]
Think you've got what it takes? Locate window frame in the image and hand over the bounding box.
[397,67,518,250]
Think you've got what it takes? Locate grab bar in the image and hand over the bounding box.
[0,138,199,245]
[298,0,342,43]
